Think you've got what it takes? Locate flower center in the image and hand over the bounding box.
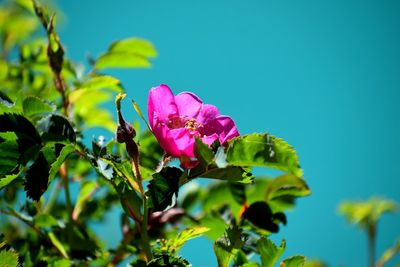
[166,116,202,133]
[184,118,202,132]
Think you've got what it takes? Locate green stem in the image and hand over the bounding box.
[141,197,152,261]
[368,222,376,267]
[60,163,73,221]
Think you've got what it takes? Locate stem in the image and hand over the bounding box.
[44,179,63,214]
[60,163,73,221]
[368,222,376,267]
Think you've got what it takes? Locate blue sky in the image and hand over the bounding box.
[58,0,400,265]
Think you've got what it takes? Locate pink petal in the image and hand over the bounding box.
[148,84,178,128]
[169,128,196,158]
[215,115,240,143]
[201,133,219,146]
[196,104,220,125]
[175,92,203,119]
[152,124,181,157]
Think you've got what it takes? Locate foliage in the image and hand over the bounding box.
[0,0,311,266]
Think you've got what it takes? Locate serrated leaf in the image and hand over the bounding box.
[95,52,151,69]
[196,166,254,183]
[257,237,285,267]
[34,214,58,228]
[109,38,157,57]
[227,133,303,177]
[48,144,74,182]
[147,167,183,211]
[281,256,306,267]
[0,140,20,177]
[0,172,21,189]
[0,113,42,146]
[146,254,190,267]
[48,232,69,259]
[23,96,55,116]
[24,152,50,201]
[38,114,76,143]
[0,249,19,267]
[160,226,209,254]
[214,225,245,267]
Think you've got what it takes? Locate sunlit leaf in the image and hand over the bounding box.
[109,38,157,57]
[227,133,303,177]
[214,225,245,267]
[145,254,190,267]
[72,180,99,221]
[281,256,306,267]
[48,144,74,182]
[48,232,69,259]
[257,237,285,267]
[95,52,151,69]
[0,249,19,267]
[159,226,209,254]
[23,96,55,117]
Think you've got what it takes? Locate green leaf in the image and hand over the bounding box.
[257,237,285,267]
[34,214,58,228]
[194,136,214,167]
[226,133,303,177]
[242,201,285,233]
[139,130,164,170]
[116,180,142,221]
[95,52,151,69]
[339,197,398,229]
[0,113,42,146]
[159,226,210,254]
[0,91,14,108]
[22,96,55,117]
[48,232,69,259]
[78,75,122,92]
[0,249,19,267]
[146,254,190,267]
[197,166,254,183]
[24,152,50,201]
[48,144,74,182]
[72,180,99,221]
[147,167,183,211]
[376,240,400,267]
[281,256,306,267]
[109,38,157,57]
[214,225,245,267]
[49,259,71,267]
[0,140,20,177]
[0,172,21,189]
[38,114,76,143]
[266,174,310,200]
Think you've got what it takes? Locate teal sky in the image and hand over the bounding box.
[58,0,400,266]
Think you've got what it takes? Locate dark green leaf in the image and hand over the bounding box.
[23,96,55,116]
[229,183,246,205]
[24,152,50,201]
[257,237,285,267]
[227,133,303,177]
[197,166,254,183]
[147,167,182,211]
[0,91,14,108]
[34,214,58,228]
[242,201,284,233]
[146,254,190,267]
[214,225,246,267]
[116,180,142,221]
[139,130,164,170]
[38,114,76,143]
[0,140,20,177]
[281,256,306,267]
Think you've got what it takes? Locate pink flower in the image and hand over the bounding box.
[147,84,239,167]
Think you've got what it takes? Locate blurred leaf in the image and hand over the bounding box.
[72,180,99,221]
[339,197,398,229]
[76,75,122,92]
[116,180,142,221]
[34,214,58,228]
[159,226,209,254]
[242,201,285,233]
[0,172,21,189]
[229,183,246,205]
[257,237,285,267]
[0,91,14,108]
[48,232,68,259]
[304,260,327,267]
[139,130,164,170]
[227,133,303,177]
[0,249,19,267]
[95,53,151,69]
[49,259,71,267]
[24,151,50,201]
[376,240,400,267]
[266,174,310,200]
[194,165,254,183]
[242,263,261,267]
[180,182,202,211]
[147,167,182,211]
[23,96,55,117]
[281,256,306,267]
[38,114,76,143]
[109,38,157,57]
[95,38,156,70]
[48,144,74,182]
